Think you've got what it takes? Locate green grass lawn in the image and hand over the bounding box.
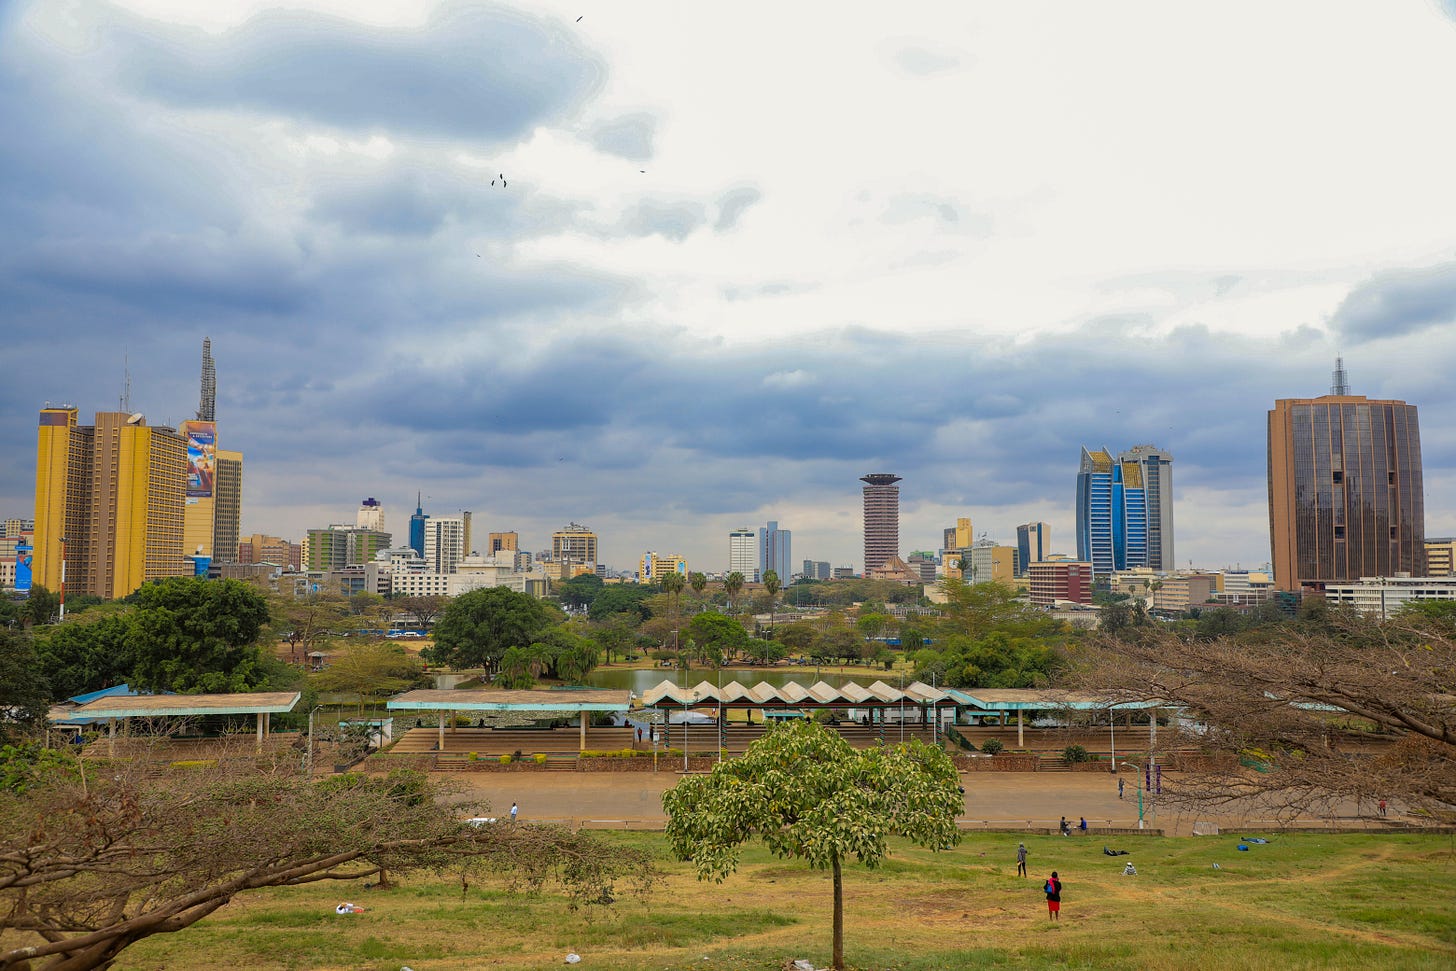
[116,831,1456,970]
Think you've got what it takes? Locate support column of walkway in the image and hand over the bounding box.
[1017,709,1024,748]
[579,711,588,752]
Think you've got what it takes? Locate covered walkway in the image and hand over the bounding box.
[387,688,633,753]
[67,691,302,753]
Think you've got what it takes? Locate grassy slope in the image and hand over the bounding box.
[118,832,1456,970]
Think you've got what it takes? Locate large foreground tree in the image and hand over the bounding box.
[663,720,962,971]
[0,744,654,970]
[1074,608,1456,819]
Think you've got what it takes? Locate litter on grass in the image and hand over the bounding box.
[564,954,581,965]
[334,902,364,914]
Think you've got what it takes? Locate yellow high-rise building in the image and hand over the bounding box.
[33,408,188,599]
[941,516,973,579]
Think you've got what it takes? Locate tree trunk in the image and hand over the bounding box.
[831,851,844,971]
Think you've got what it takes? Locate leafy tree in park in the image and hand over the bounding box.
[32,613,135,699]
[555,571,604,610]
[935,578,1055,640]
[426,587,562,675]
[0,748,656,970]
[775,620,820,659]
[722,572,745,613]
[127,577,272,693]
[1074,609,1456,817]
[688,571,708,600]
[395,593,448,630]
[914,631,1061,689]
[587,584,655,623]
[311,640,426,714]
[761,569,782,635]
[590,613,639,664]
[663,720,962,971]
[269,592,349,664]
[0,631,49,743]
[22,585,60,627]
[684,611,749,666]
[659,568,686,619]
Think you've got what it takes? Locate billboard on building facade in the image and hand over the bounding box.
[183,421,217,498]
[14,539,32,593]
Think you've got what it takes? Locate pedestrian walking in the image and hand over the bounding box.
[1118,777,1125,800]
[1045,871,1063,921]
[510,802,518,823]
[1016,842,1029,877]
[1379,799,1387,817]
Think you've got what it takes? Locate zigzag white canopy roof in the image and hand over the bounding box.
[639,679,951,708]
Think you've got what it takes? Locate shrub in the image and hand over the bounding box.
[533,753,547,764]
[499,754,512,765]
[466,752,478,762]
[1063,744,1090,763]
[170,760,218,770]
[980,739,1003,756]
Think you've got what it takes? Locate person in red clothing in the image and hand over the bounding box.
[1045,871,1063,920]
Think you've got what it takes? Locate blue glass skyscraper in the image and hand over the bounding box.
[408,492,428,558]
[760,520,792,582]
[1076,447,1151,576]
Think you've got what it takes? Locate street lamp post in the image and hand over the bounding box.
[1120,762,1145,828]
[58,536,68,622]
[1109,707,1117,773]
[682,691,697,772]
[305,705,323,779]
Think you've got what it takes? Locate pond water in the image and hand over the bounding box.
[581,667,888,693]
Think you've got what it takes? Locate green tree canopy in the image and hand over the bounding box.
[127,577,271,693]
[427,587,562,674]
[556,572,605,610]
[663,720,962,970]
[33,613,135,699]
[684,611,749,666]
[0,631,50,743]
[311,640,426,713]
[586,584,655,622]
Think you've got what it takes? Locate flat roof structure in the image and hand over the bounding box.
[945,689,1159,712]
[72,692,302,719]
[68,691,302,752]
[388,689,632,713]
[387,688,634,752]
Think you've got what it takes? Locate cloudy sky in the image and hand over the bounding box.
[4,0,1456,575]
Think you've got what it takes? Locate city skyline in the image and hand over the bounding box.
[4,2,1456,575]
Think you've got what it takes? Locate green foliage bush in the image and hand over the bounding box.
[533,753,547,764]
[980,738,1003,755]
[466,751,478,762]
[1063,744,1090,763]
[499,754,512,765]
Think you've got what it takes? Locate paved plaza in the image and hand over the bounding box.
[436,768,1384,836]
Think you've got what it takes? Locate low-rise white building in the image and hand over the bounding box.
[1323,575,1456,619]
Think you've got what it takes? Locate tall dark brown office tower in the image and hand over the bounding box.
[1268,363,1424,593]
[861,474,901,573]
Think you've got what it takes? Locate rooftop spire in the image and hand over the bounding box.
[197,337,216,421]
[1330,356,1350,396]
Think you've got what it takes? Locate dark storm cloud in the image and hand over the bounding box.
[113,4,604,141]
[713,187,762,232]
[1329,261,1456,344]
[586,113,657,162]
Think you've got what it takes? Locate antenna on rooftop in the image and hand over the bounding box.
[1330,356,1350,395]
[121,351,132,413]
